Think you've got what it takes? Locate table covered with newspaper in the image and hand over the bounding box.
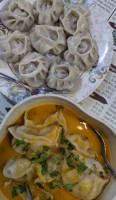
[0,0,116,131]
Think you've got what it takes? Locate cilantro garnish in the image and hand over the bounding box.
[77,118,86,123]
[41,161,48,175]
[65,140,75,152]
[13,139,31,152]
[104,166,108,174]
[61,128,65,144]
[55,105,64,110]
[57,155,63,160]
[12,187,18,198]
[13,139,27,147]
[84,136,88,140]
[66,156,75,168]
[64,184,73,192]
[29,149,38,155]
[93,164,96,170]
[22,142,31,152]
[59,147,65,155]
[88,170,92,175]
[31,152,49,164]
[51,158,57,163]
[13,139,25,147]
[78,162,87,175]
[75,155,79,161]
[67,141,75,152]
[49,180,60,189]
[50,171,59,177]
[79,186,83,191]
[12,185,26,198]
[43,146,50,151]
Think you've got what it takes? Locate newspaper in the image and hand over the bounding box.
[79,0,116,130]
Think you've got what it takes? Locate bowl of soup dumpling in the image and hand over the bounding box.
[0,94,116,200]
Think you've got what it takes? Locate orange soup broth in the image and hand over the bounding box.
[0,104,111,200]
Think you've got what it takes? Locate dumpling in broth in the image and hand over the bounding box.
[46,62,79,90]
[61,159,81,185]
[11,110,67,154]
[60,4,88,35]
[84,158,107,176]
[33,0,63,25]
[35,154,62,183]
[3,157,33,181]
[64,33,98,70]
[0,0,34,32]
[71,174,109,200]
[14,52,49,87]
[24,110,67,133]
[66,134,95,158]
[0,31,32,63]
[29,25,66,55]
[9,124,62,150]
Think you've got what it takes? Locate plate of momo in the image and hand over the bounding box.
[0,94,116,200]
[0,0,113,103]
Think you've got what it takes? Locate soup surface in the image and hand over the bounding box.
[0,104,111,200]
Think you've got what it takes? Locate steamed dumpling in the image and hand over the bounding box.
[33,0,63,25]
[14,52,49,87]
[0,0,34,32]
[0,31,32,63]
[3,157,33,181]
[46,62,79,90]
[64,33,98,70]
[60,4,88,35]
[29,25,66,55]
[76,4,90,17]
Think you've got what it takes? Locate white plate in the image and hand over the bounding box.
[0,0,113,103]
